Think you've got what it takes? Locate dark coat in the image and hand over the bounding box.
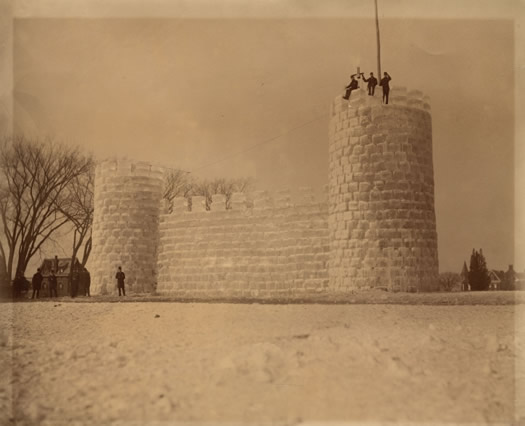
[346,79,359,90]
[49,274,58,289]
[116,271,126,288]
[363,75,378,88]
[32,272,43,290]
[379,74,391,91]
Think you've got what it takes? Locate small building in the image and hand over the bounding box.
[488,270,505,290]
[503,265,525,291]
[487,265,525,291]
[462,263,525,291]
[39,256,90,297]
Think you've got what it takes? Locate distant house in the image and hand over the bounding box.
[505,266,525,291]
[459,262,523,292]
[488,270,505,291]
[39,256,90,297]
[487,265,525,291]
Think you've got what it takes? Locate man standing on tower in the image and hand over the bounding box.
[379,72,391,104]
[362,72,378,96]
[116,266,126,296]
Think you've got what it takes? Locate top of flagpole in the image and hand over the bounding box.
[375,0,382,80]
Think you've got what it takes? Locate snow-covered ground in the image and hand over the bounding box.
[1,301,523,425]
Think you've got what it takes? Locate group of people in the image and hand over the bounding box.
[13,265,127,299]
[343,71,392,104]
[24,268,91,299]
[29,268,58,298]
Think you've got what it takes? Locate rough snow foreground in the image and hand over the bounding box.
[1,302,523,425]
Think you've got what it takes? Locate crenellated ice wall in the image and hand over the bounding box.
[156,189,330,296]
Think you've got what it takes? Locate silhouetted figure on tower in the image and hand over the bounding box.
[379,72,391,104]
[362,72,378,96]
[342,74,359,100]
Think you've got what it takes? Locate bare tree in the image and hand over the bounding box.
[0,136,93,285]
[193,178,221,210]
[163,170,254,212]
[193,177,254,209]
[232,177,253,194]
[0,244,8,289]
[438,272,461,292]
[57,164,95,284]
[163,169,194,213]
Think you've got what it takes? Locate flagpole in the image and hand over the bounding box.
[374,0,381,79]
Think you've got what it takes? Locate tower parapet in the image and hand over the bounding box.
[328,87,439,291]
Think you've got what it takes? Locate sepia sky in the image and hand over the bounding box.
[5,0,522,273]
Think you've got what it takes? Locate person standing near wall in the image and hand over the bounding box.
[379,72,391,104]
[116,266,126,296]
[31,268,43,299]
[49,269,58,298]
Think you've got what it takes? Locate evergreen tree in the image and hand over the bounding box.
[468,249,491,291]
[460,261,469,291]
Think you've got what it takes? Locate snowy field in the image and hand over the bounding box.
[1,299,523,425]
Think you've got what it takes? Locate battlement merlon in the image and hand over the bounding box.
[331,87,431,117]
[95,157,166,181]
[163,187,327,214]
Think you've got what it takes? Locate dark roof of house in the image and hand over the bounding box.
[39,258,87,276]
[488,270,505,281]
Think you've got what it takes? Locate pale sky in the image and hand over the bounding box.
[3,0,523,274]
